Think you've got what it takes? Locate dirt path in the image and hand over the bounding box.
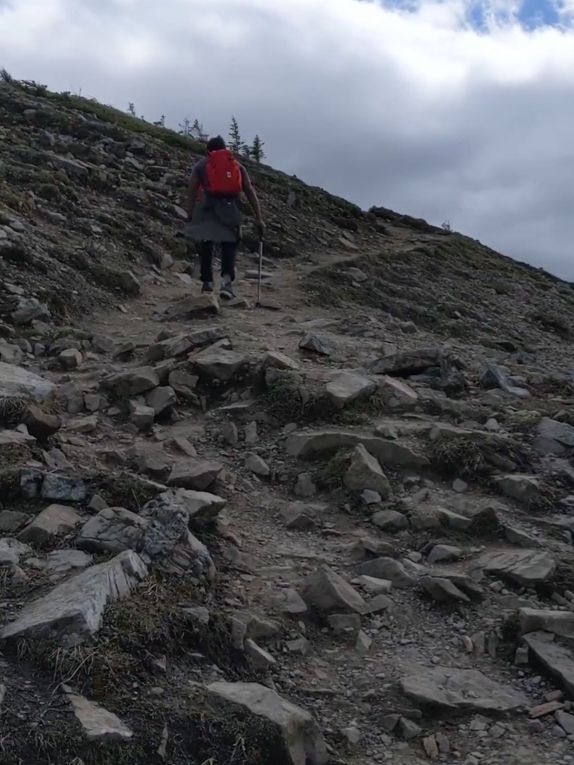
[69,250,574,765]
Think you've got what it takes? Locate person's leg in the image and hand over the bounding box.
[220,240,238,299]
[199,241,214,291]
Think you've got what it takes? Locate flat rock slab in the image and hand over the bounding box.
[401,666,528,713]
[69,693,133,742]
[286,430,428,468]
[476,549,556,585]
[1,550,148,645]
[0,361,56,401]
[207,682,328,765]
[524,632,574,697]
[519,608,574,639]
[163,293,220,319]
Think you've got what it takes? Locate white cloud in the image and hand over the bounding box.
[1,0,574,277]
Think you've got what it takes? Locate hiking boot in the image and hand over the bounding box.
[201,282,213,294]
[219,284,236,301]
[220,276,235,301]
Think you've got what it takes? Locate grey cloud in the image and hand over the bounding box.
[1,0,574,278]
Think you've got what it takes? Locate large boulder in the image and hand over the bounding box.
[495,475,541,505]
[480,364,529,398]
[0,361,55,401]
[1,551,148,645]
[401,666,528,713]
[207,682,328,765]
[300,566,366,615]
[286,430,427,468]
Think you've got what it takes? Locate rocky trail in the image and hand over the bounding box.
[4,79,574,765]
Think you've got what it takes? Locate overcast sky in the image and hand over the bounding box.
[1,0,574,278]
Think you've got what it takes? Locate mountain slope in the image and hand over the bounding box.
[2,77,574,765]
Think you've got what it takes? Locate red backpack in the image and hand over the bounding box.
[204,149,242,197]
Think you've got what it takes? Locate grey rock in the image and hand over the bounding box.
[300,566,366,615]
[421,576,470,603]
[264,351,300,371]
[244,421,258,444]
[287,429,427,468]
[299,333,333,356]
[278,588,309,616]
[181,605,210,626]
[1,551,147,645]
[495,474,541,505]
[369,347,442,376]
[519,608,574,639]
[69,693,133,742]
[59,348,83,370]
[164,293,220,319]
[476,549,556,585]
[398,717,422,740]
[76,507,148,555]
[168,460,224,490]
[0,361,55,401]
[145,385,176,416]
[207,682,328,765]
[102,366,160,397]
[41,474,87,502]
[326,372,376,409]
[246,453,271,477]
[361,489,382,505]
[376,376,418,409]
[356,558,416,589]
[28,549,93,575]
[349,536,395,561]
[327,613,362,636]
[140,488,226,529]
[129,401,155,429]
[0,538,32,566]
[355,575,393,594]
[0,510,30,533]
[18,504,82,545]
[523,632,574,697]
[401,666,528,713]
[556,710,574,734]
[221,420,239,445]
[294,472,316,497]
[282,502,317,530]
[192,348,247,381]
[481,363,530,398]
[427,544,462,564]
[344,444,391,497]
[535,417,574,456]
[245,639,276,670]
[372,510,408,532]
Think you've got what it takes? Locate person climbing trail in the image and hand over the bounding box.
[185,135,265,300]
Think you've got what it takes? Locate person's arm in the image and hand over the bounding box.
[187,170,200,221]
[242,171,265,238]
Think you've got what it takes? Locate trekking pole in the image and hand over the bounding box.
[256,238,263,307]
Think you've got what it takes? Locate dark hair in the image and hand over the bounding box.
[207,135,226,152]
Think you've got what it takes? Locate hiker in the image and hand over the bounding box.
[185,135,265,300]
